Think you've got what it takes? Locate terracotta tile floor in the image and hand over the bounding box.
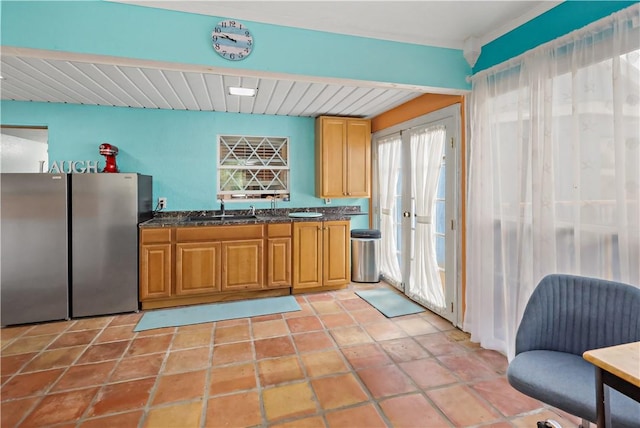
[1,282,583,428]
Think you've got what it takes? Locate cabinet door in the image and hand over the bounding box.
[176,242,221,295]
[268,237,291,288]
[293,222,323,289]
[221,239,264,291]
[323,220,350,287]
[317,117,346,198]
[140,243,172,300]
[345,119,371,197]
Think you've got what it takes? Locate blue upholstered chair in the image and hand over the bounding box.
[507,274,640,428]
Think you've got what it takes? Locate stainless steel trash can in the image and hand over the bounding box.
[351,229,381,283]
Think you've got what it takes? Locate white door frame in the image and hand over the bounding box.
[372,104,461,326]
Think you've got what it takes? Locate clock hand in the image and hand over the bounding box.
[220,34,237,43]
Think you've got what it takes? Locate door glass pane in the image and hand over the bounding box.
[436,164,446,199]
[436,235,446,267]
[434,139,447,273]
[435,200,446,234]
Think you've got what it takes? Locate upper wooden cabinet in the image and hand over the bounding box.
[315,116,371,198]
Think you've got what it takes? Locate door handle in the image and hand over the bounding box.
[403,211,411,218]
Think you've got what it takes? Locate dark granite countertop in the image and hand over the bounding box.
[139,206,365,228]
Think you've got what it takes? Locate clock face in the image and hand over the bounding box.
[212,20,253,61]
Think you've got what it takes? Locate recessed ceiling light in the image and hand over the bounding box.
[228,87,257,97]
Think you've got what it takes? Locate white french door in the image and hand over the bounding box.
[374,105,460,324]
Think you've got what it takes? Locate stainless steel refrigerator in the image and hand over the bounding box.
[1,173,152,326]
[1,174,70,325]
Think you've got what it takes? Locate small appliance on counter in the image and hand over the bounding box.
[1,173,152,326]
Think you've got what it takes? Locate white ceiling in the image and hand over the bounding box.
[113,1,559,49]
[1,1,560,118]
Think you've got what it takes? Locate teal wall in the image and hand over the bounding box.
[475,1,637,72]
[0,0,470,90]
[1,100,371,229]
[1,0,634,233]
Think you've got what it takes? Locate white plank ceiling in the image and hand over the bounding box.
[1,2,558,118]
[0,51,426,118]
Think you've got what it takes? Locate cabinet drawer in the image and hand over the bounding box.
[176,225,264,242]
[268,223,292,238]
[140,228,172,244]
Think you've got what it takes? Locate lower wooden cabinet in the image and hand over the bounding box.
[293,220,350,291]
[140,243,172,300]
[139,223,292,309]
[176,242,221,295]
[221,239,263,291]
[140,228,172,300]
[323,221,351,287]
[267,222,292,288]
[268,237,292,287]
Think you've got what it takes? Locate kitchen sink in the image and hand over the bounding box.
[226,214,259,220]
[186,214,257,222]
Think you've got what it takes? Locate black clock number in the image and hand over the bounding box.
[214,43,220,51]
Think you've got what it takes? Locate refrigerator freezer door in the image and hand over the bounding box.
[71,173,145,317]
[1,173,70,326]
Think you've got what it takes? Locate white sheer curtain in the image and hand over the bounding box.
[407,125,446,309]
[377,135,402,283]
[465,4,640,359]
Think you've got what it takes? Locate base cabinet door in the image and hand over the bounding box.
[293,220,349,290]
[268,237,291,288]
[140,243,172,299]
[176,242,221,295]
[221,239,264,291]
[293,222,323,289]
[323,220,350,286]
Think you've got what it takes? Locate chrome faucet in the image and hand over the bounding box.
[219,199,225,216]
[270,195,278,210]
[249,205,256,215]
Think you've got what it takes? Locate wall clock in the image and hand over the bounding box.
[212,20,254,61]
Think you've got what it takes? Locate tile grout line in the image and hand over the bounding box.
[6,317,114,426]
[72,317,141,427]
[2,283,577,428]
[291,295,326,426]
[1,320,75,386]
[135,326,178,427]
[311,292,384,426]
[196,320,217,428]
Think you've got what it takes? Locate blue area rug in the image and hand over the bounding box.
[355,289,425,318]
[134,296,300,331]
